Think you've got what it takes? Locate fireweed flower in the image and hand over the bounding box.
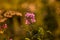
[0,23,8,34]
[25,12,36,25]
[2,24,8,29]
[9,37,13,40]
[9,38,13,40]
[0,24,8,34]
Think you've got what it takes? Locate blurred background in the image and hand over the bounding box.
[0,0,60,40]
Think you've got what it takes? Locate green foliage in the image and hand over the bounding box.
[25,38,30,40]
[38,27,45,36]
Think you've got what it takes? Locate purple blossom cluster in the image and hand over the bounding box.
[0,23,8,34]
[0,23,8,30]
[25,12,36,25]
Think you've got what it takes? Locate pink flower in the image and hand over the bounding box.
[25,20,30,24]
[2,24,8,29]
[9,37,13,40]
[25,12,36,25]
[9,38,13,40]
[31,19,36,23]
